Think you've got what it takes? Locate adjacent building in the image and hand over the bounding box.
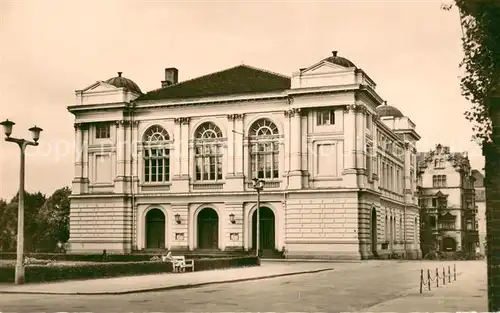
[417,144,479,255]
[472,169,486,254]
[67,51,421,259]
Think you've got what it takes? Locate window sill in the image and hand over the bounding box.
[141,182,172,187]
[246,180,281,189]
[191,182,225,190]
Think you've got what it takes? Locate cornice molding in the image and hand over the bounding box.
[174,117,190,125]
[227,114,244,121]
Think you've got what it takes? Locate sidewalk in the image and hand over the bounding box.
[360,261,488,312]
[0,262,335,295]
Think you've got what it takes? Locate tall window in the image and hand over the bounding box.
[366,145,372,179]
[432,175,447,187]
[143,125,170,183]
[249,118,280,179]
[317,109,335,125]
[95,123,110,139]
[194,122,223,181]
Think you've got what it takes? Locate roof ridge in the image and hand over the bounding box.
[239,64,291,79]
[146,64,290,95]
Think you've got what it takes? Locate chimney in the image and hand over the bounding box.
[332,51,338,57]
[162,68,179,88]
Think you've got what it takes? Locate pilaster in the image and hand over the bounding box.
[342,104,357,187]
[72,123,84,194]
[114,120,127,193]
[171,117,190,192]
[226,114,245,191]
[371,115,380,191]
[284,108,302,189]
[131,121,140,193]
[355,105,367,188]
[404,142,413,202]
[81,123,89,193]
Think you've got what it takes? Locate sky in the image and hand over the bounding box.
[0,0,483,200]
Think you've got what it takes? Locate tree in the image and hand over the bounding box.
[449,0,500,310]
[37,187,71,251]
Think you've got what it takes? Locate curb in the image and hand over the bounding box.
[262,259,363,263]
[0,268,334,296]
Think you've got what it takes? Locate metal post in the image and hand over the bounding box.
[454,264,457,281]
[443,267,446,285]
[15,143,26,285]
[256,188,260,258]
[448,265,451,283]
[436,268,439,287]
[420,269,423,294]
[427,269,431,290]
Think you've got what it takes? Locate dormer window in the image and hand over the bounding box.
[95,123,110,139]
[317,109,335,126]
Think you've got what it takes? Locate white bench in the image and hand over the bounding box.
[171,256,194,273]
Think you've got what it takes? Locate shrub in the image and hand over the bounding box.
[0,256,259,284]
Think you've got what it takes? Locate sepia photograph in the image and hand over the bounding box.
[0,0,498,312]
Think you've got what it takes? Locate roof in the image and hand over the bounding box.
[105,72,142,94]
[137,65,291,101]
[376,102,404,118]
[323,51,357,68]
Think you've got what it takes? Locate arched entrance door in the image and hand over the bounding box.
[197,208,219,249]
[252,207,276,251]
[442,237,457,251]
[371,208,377,254]
[146,209,165,249]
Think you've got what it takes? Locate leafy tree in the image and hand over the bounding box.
[444,0,500,310]
[37,187,71,251]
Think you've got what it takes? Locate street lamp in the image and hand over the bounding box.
[0,119,42,285]
[252,177,265,257]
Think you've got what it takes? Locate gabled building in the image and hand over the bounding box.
[417,144,478,256]
[67,51,421,259]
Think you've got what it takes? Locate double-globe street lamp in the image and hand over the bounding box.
[252,177,265,258]
[0,119,43,285]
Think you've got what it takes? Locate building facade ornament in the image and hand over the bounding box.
[227,114,244,121]
[284,108,301,117]
[174,117,190,125]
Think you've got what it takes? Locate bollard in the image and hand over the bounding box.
[448,265,451,283]
[436,268,439,287]
[427,269,431,291]
[420,269,423,294]
[443,267,446,285]
[454,264,456,281]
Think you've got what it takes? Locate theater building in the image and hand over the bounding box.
[67,51,421,259]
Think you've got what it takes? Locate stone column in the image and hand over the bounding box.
[114,120,126,193]
[172,117,190,192]
[226,114,245,190]
[342,104,357,187]
[173,119,182,177]
[81,124,89,193]
[404,143,412,202]
[285,108,302,189]
[72,123,84,194]
[355,106,366,188]
[131,121,140,191]
[372,115,380,190]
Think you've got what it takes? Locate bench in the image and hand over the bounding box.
[171,256,194,273]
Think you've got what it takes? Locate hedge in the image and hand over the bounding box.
[0,256,259,284]
[0,252,248,262]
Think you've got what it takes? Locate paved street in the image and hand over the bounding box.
[0,260,487,312]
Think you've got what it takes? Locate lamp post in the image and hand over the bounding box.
[252,178,265,257]
[0,119,43,285]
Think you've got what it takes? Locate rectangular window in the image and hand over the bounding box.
[432,198,437,207]
[95,123,111,139]
[317,109,335,126]
[432,175,447,187]
[366,145,372,179]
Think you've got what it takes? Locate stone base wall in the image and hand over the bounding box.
[67,195,132,254]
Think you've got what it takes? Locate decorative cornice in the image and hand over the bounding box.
[227,114,244,121]
[284,108,301,117]
[174,117,190,125]
[115,120,131,127]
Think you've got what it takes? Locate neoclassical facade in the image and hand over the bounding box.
[417,144,479,255]
[67,51,421,259]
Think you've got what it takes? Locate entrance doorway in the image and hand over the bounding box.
[197,208,219,249]
[146,209,165,249]
[252,207,276,250]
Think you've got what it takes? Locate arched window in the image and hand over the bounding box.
[143,125,171,183]
[249,118,280,179]
[194,122,223,181]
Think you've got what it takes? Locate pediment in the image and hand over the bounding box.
[301,61,348,75]
[79,81,120,94]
